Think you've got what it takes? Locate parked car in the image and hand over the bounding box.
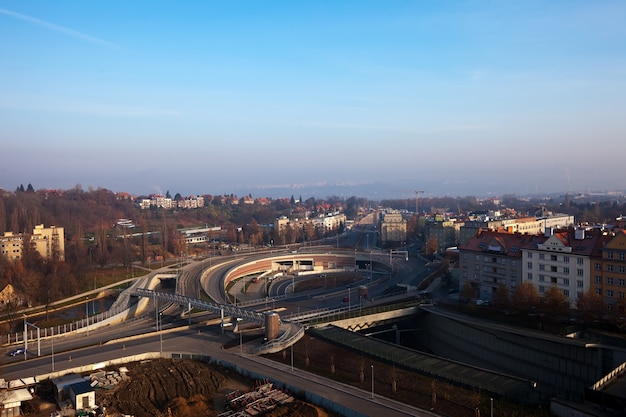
[8,348,25,356]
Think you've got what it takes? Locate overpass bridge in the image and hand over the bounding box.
[131,288,267,325]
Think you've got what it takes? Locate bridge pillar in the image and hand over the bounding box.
[265,312,280,341]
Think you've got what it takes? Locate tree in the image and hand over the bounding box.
[424,236,438,256]
[26,183,35,192]
[166,190,172,199]
[576,290,605,323]
[512,282,540,313]
[461,281,476,301]
[492,284,510,309]
[542,285,569,318]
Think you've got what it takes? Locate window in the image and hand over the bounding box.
[539,286,545,294]
[607,290,614,297]
[564,267,570,275]
[539,275,545,282]
[527,252,533,259]
[551,266,557,272]
[564,278,569,286]
[539,253,545,260]
[563,256,569,264]
[577,269,584,276]
[551,277,557,284]
[539,264,545,271]
[527,273,533,280]
[527,262,533,269]
[596,288,602,295]
[619,291,625,299]
[620,252,625,260]
[577,280,583,288]
[563,289,569,297]
[551,255,557,261]
[619,266,625,274]
[577,258,584,265]
[607,264,614,272]
[595,275,602,283]
[607,251,613,259]
[607,277,614,285]
[619,279,625,287]
[595,263,602,271]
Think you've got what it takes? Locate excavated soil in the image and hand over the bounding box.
[97,359,334,417]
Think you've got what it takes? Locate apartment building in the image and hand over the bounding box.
[595,230,626,309]
[425,218,464,253]
[459,230,544,301]
[0,224,65,261]
[521,228,609,308]
[379,211,407,246]
[459,213,574,246]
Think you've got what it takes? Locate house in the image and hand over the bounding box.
[68,381,95,411]
[0,388,33,416]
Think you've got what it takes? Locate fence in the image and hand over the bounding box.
[2,303,132,346]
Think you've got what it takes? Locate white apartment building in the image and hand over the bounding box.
[521,229,607,308]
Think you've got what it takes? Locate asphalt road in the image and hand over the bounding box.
[1,324,438,417]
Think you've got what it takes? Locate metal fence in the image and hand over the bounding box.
[3,303,130,346]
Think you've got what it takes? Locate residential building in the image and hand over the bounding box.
[0,224,65,261]
[521,228,609,308]
[596,230,626,310]
[425,217,464,253]
[459,213,574,245]
[459,230,543,301]
[379,211,407,247]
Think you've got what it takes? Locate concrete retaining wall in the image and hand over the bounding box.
[421,311,606,402]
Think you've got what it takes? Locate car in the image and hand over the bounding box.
[8,348,25,356]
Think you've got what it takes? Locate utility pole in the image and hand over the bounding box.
[414,190,424,215]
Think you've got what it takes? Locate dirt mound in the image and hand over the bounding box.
[98,359,333,417]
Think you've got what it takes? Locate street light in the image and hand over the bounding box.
[371,365,374,399]
[51,327,55,372]
[23,314,27,360]
[348,286,351,310]
[159,312,163,355]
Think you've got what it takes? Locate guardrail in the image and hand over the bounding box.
[590,361,626,391]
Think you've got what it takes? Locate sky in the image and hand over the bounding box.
[1,1,625,199]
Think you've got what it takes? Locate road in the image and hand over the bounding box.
[1,324,438,417]
[1,226,436,416]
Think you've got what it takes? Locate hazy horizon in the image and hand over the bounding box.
[2,2,625,198]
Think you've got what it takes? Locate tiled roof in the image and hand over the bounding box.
[459,230,546,257]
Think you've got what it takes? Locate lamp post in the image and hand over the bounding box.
[371,365,374,399]
[23,314,27,359]
[159,312,163,355]
[51,327,55,372]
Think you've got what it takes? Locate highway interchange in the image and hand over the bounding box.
[0,223,437,416]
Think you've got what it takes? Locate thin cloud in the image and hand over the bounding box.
[0,7,118,49]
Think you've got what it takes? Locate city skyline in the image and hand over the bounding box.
[1,1,625,198]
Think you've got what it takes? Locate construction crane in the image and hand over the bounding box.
[414,190,424,214]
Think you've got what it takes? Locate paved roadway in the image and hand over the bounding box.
[1,226,436,416]
[1,325,438,417]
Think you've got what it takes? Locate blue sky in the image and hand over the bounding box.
[1,1,625,198]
